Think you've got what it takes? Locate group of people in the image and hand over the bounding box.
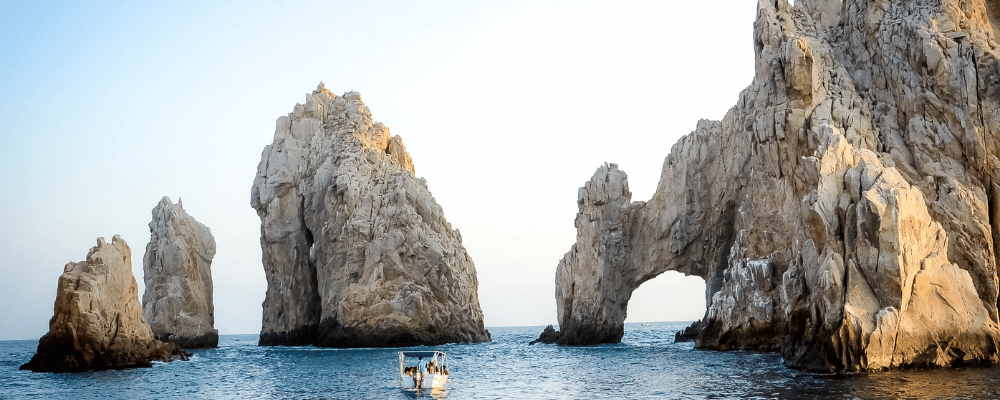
[403,358,448,388]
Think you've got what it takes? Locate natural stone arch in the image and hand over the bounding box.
[553,0,1000,373]
[554,145,739,346]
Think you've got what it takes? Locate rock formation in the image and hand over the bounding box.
[529,325,563,345]
[554,0,1000,372]
[251,83,490,347]
[21,236,185,372]
[142,196,218,348]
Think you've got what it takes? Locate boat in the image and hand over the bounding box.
[398,350,449,389]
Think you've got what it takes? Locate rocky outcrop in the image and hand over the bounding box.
[529,325,563,345]
[21,236,185,372]
[251,83,490,347]
[142,197,218,348]
[673,319,704,343]
[555,0,1000,372]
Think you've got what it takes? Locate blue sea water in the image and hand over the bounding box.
[3,322,1000,399]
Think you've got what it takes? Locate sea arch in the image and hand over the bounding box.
[624,271,706,325]
[554,140,743,345]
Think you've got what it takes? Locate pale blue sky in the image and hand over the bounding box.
[0,0,756,340]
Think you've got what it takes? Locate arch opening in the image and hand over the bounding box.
[624,271,706,324]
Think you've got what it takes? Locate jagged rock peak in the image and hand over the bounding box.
[21,235,185,372]
[142,196,218,348]
[554,0,1000,372]
[251,84,490,347]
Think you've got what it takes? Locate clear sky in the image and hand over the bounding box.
[0,0,756,340]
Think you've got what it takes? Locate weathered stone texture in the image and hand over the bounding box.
[142,197,218,348]
[21,236,184,372]
[555,0,1000,372]
[251,83,490,347]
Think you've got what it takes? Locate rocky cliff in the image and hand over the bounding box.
[21,236,184,372]
[555,0,1000,372]
[251,83,490,347]
[142,197,218,348]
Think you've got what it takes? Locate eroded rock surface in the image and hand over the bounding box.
[142,197,218,348]
[555,0,1000,372]
[529,325,563,345]
[251,83,490,347]
[21,236,184,372]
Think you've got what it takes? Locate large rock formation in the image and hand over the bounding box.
[21,236,184,372]
[251,83,490,347]
[142,196,218,348]
[555,0,1000,372]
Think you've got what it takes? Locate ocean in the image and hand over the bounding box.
[2,322,999,399]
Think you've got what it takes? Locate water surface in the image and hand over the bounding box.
[3,322,999,399]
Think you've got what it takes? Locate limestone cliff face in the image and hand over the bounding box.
[556,0,1000,371]
[21,236,183,372]
[251,83,490,347]
[142,197,218,348]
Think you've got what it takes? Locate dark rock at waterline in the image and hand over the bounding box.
[315,317,491,348]
[258,324,318,346]
[20,335,188,373]
[156,331,219,349]
[674,319,704,343]
[529,325,563,345]
[554,321,623,346]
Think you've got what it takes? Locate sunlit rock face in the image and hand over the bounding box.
[142,197,218,349]
[556,0,1000,371]
[251,83,490,348]
[21,236,184,372]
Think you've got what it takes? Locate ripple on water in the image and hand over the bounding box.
[3,325,1000,399]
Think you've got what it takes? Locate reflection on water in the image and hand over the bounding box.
[403,387,449,399]
[820,366,1000,399]
[2,324,1000,399]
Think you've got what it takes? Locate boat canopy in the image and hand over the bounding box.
[401,351,440,358]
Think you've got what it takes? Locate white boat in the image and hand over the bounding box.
[398,350,449,389]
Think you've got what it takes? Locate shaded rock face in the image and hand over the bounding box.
[673,319,704,343]
[529,325,563,345]
[21,236,183,372]
[251,83,490,347]
[556,0,1000,372]
[142,197,218,348]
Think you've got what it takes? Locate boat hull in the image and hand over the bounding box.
[400,373,448,389]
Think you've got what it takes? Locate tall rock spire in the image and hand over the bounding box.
[142,196,218,348]
[251,84,490,347]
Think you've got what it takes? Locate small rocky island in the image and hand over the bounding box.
[21,236,185,372]
[251,83,490,347]
[142,197,219,348]
[548,0,1000,373]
